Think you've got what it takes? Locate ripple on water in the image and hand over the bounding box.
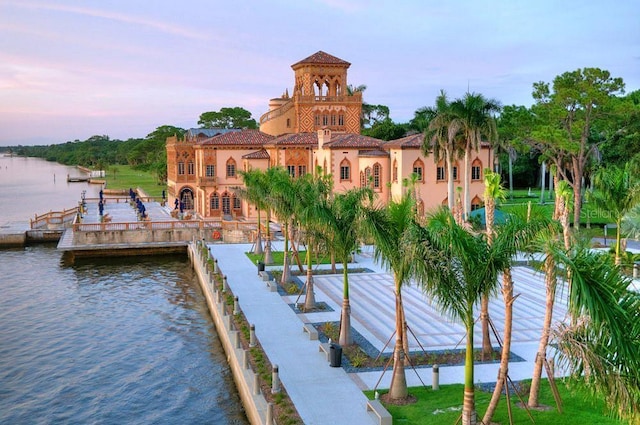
[0,246,248,425]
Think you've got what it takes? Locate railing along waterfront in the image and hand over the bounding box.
[73,220,222,232]
[31,207,79,229]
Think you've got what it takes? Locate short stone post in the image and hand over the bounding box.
[233,296,239,315]
[249,324,256,348]
[253,372,260,395]
[214,259,219,274]
[243,350,249,369]
[265,403,274,425]
[235,331,241,349]
[222,275,229,292]
[271,365,280,394]
[432,364,440,391]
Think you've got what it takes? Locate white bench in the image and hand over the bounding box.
[366,399,392,425]
[302,323,318,340]
[318,342,331,361]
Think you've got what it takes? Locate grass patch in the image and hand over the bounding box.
[104,165,166,197]
[366,379,625,424]
[245,250,332,266]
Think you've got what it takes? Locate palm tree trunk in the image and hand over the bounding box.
[389,287,408,399]
[304,241,316,310]
[481,198,495,359]
[264,211,273,264]
[338,260,352,346]
[254,209,263,255]
[615,218,622,265]
[447,151,455,209]
[483,268,514,424]
[462,306,477,425]
[281,222,292,284]
[529,255,556,408]
[464,148,471,219]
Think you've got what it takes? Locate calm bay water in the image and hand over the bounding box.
[0,156,248,424]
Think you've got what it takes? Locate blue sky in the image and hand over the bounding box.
[1,0,639,146]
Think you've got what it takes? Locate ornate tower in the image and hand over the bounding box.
[259,51,362,136]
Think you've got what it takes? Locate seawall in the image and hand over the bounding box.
[187,242,271,425]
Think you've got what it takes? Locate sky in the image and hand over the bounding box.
[1,0,639,146]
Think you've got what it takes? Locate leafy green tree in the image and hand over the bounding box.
[361,118,406,140]
[589,164,640,264]
[531,68,625,228]
[496,105,535,198]
[198,107,257,129]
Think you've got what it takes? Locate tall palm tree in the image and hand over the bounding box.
[265,167,298,284]
[321,187,372,346]
[482,206,551,424]
[361,192,416,400]
[294,172,332,310]
[480,169,505,358]
[407,208,510,425]
[590,164,640,265]
[422,90,463,209]
[236,168,267,254]
[449,92,501,218]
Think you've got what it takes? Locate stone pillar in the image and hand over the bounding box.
[432,364,439,391]
[271,365,280,394]
[265,403,274,425]
[249,324,256,348]
[253,372,260,395]
[223,275,229,292]
[243,350,249,369]
[233,296,239,315]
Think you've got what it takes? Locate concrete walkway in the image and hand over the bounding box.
[207,241,581,425]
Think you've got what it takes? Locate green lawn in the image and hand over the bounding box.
[366,379,626,424]
[245,250,332,266]
[104,165,166,197]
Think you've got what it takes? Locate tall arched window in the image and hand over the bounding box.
[221,192,231,215]
[471,158,483,181]
[471,195,482,211]
[392,159,398,183]
[226,158,237,178]
[340,158,350,181]
[436,161,446,181]
[373,163,382,189]
[210,192,220,210]
[412,159,425,182]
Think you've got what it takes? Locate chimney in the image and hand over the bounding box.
[317,128,331,149]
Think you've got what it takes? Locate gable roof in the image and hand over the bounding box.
[242,149,270,160]
[324,133,384,149]
[291,51,350,68]
[383,133,424,149]
[199,129,274,146]
[268,132,318,147]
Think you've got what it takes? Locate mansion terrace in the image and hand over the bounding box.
[166,51,492,221]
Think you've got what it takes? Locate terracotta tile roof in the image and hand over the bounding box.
[242,149,270,160]
[383,133,424,149]
[198,129,274,146]
[324,133,384,149]
[291,51,350,68]
[359,149,389,158]
[268,132,318,147]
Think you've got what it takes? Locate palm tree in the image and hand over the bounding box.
[449,92,501,218]
[321,187,372,346]
[294,172,332,310]
[482,206,551,424]
[590,164,640,265]
[361,192,416,400]
[480,169,505,358]
[422,90,463,209]
[407,208,510,425]
[265,167,298,284]
[236,168,267,255]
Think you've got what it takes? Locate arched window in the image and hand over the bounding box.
[233,194,241,209]
[392,159,398,183]
[412,159,425,182]
[436,161,445,182]
[226,158,236,178]
[187,161,194,175]
[179,188,194,210]
[210,192,220,210]
[452,161,460,181]
[471,158,483,181]
[363,167,372,187]
[340,158,350,181]
[221,192,231,215]
[471,196,482,211]
[373,163,382,189]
